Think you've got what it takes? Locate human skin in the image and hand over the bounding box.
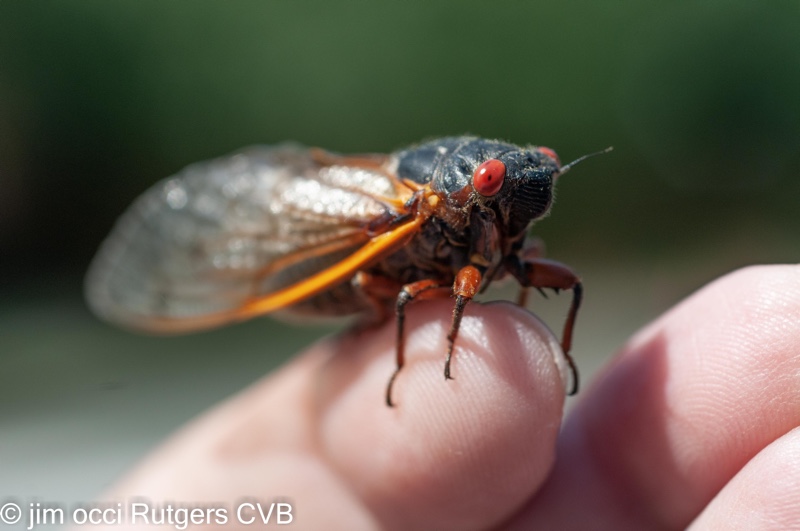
[102,265,800,530]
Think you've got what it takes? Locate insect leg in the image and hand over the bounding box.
[516,257,582,395]
[351,271,403,326]
[515,238,547,307]
[386,279,451,407]
[444,265,483,381]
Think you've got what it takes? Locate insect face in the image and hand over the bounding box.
[492,148,560,237]
[427,139,560,239]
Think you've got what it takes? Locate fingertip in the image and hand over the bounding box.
[318,300,567,529]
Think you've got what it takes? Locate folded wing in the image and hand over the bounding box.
[85,144,412,333]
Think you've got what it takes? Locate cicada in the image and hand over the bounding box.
[86,136,606,406]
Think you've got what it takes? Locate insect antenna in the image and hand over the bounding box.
[559,146,614,176]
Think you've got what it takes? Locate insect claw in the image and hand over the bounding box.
[444,337,457,380]
[536,287,549,299]
[386,369,399,407]
[566,354,580,396]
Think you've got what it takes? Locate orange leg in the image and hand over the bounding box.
[385,265,484,407]
[517,257,582,395]
[444,265,482,380]
[516,238,547,307]
[386,279,451,406]
[351,271,403,328]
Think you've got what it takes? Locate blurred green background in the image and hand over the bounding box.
[2,0,799,504]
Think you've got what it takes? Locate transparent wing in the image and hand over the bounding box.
[85,144,409,333]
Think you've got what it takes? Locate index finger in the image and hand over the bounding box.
[318,299,569,530]
[104,300,570,531]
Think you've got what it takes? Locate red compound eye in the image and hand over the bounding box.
[538,147,561,166]
[473,159,506,196]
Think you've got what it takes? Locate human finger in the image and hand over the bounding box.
[318,299,569,530]
[506,265,800,529]
[102,300,570,531]
[688,426,800,530]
